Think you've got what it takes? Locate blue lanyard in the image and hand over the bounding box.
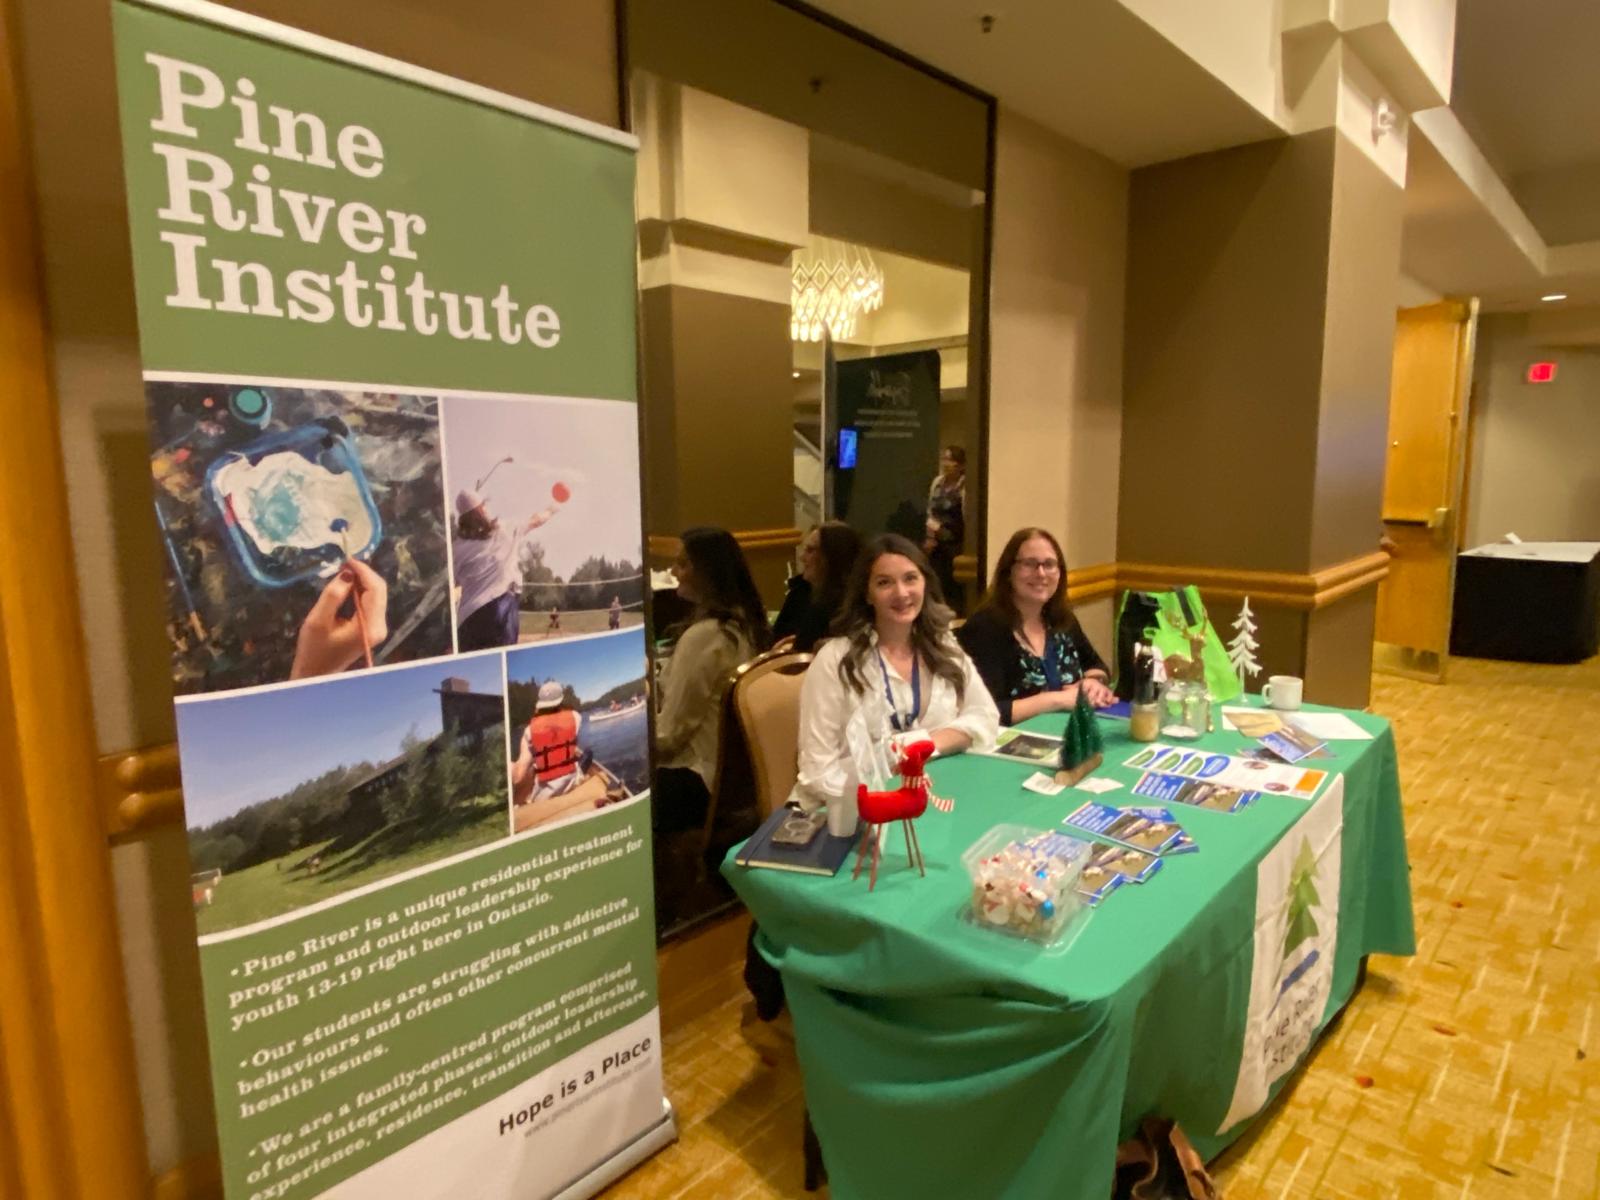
[877,650,921,732]
[1034,631,1080,691]
[1041,633,1063,691]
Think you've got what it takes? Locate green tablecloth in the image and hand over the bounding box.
[722,702,1415,1199]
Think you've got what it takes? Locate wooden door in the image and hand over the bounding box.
[1374,300,1478,681]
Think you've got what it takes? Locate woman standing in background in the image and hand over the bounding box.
[924,445,966,613]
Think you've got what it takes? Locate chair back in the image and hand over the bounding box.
[730,648,812,818]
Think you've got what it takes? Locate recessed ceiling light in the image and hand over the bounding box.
[1541,293,1567,302]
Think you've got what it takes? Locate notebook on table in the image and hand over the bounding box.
[735,807,858,876]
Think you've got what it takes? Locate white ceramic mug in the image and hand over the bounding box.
[1261,675,1303,711]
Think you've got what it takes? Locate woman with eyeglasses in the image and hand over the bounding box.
[956,527,1115,725]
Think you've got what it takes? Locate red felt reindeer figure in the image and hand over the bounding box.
[852,737,938,890]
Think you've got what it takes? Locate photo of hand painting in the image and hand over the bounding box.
[180,653,508,935]
[147,378,452,695]
[442,393,644,650]
[504,629,649,835]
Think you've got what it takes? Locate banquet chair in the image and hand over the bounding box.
[730,647,813,817]
[699,647,812,863]
[713,647,823,1189]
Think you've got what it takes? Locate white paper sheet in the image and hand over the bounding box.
[1222,707,1373,741]
[1073,776,1124,794]
[1285,711,1374,741]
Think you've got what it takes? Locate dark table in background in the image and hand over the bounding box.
[1451,542,1600,663]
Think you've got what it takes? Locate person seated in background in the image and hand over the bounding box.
[771,520,863,653]
[957,526,1115,725]
[654,528,771,926]
[789,532,998,812]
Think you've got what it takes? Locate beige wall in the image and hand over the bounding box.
[987,109,1127,652]
[1120,128,1400,708]
[1310,134,1404,570]
[1121,132,1335,574]
[1464,314,1600,546]
[810,149,979,270]
[629,0,987,190]
[11,0,620,1174]
[987,109,1127,651]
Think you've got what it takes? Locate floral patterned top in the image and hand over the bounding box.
[956,606,1110,726]
[1016,629,1087,694]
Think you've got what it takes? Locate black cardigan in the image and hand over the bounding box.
[771,577,836,652]
[956,606,1109,725]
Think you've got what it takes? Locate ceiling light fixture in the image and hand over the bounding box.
[1541,293,1567,302]
[790,239,885,342]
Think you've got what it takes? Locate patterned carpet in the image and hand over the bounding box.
[602,655,1600,1199]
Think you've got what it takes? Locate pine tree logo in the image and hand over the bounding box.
[1282,840,1321,958]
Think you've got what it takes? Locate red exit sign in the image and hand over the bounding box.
[1527,361,1558,383]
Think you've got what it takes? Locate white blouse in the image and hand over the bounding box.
[656,618,752,787]
[789,632,999,812]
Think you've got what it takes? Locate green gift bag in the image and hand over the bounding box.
[1113,585,1243,703]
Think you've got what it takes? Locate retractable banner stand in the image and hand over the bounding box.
[111,3,673,1196]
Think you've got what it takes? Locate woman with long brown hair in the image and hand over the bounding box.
[771,520,863,652]
[789,533,996,810]
[956,526,1113,726]
[654,527,771,931]
[655,526,771,824]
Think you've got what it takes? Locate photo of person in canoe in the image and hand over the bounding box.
[504,628,650,835]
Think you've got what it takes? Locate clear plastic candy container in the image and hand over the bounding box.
[962,825,1092,947]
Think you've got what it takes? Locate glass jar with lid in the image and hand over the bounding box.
[1160,678,1211,740]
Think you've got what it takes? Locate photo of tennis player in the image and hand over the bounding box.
[442,393,645,650]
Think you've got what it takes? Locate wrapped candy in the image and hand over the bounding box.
[964,827,1091,946]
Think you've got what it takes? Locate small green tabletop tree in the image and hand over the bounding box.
[1055,687,1105,786]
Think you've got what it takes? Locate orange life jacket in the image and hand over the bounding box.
[528,710,579,783]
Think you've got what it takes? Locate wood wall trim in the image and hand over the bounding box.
[0,5,150,1190]
[1117,551,1389,611]
[647,527,803,560]
[1066,562,1118,604]
[1309,551,1392,607]
[100,742,185,839]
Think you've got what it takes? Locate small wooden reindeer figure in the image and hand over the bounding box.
[852,738,937,891]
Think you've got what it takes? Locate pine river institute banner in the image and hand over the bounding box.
[112,3,670,1196]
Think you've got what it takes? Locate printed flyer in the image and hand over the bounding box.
[112,2,669,1196]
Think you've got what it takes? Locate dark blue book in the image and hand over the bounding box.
[735,807,859,876]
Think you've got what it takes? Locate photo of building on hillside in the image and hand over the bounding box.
[180,653,509,935]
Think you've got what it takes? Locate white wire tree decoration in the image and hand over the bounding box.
[1227,596,1263,686]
